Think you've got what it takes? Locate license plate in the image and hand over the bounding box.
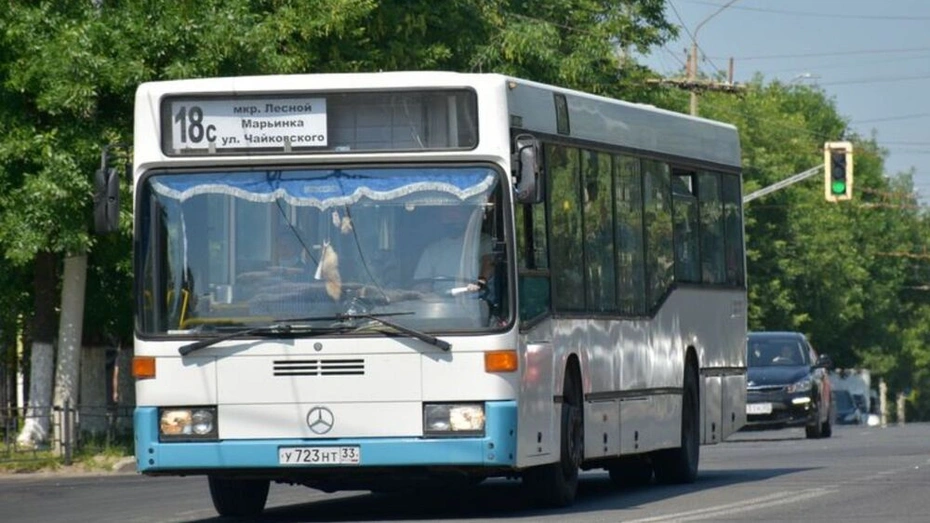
[278,446,360,465]
[747,403,773,415]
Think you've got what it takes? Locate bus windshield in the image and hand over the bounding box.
[138,165,509,335]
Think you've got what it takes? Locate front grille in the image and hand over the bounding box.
[748,385,786,393]
[273,359,365,376]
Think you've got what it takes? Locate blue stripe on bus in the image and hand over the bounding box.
[135,401,517,472]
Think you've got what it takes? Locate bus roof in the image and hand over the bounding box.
[136,71,741,170]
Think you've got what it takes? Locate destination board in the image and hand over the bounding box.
[162,97,328,154]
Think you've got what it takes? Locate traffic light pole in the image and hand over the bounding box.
[742,164,823,204]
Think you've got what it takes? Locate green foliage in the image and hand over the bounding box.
[696,75,930,418]
[0,0,678,346]
[3,0,929,420]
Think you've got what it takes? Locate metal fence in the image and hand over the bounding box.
[0,403,133,465]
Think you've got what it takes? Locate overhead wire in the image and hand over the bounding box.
[509,4,929,194]
[655,2,930,192]
[677,0,930,21]
[667,0,726,80]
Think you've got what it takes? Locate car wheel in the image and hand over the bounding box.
[805,401,824,439]
[821,403,834,438]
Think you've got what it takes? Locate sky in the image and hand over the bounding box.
[643,0,930,200]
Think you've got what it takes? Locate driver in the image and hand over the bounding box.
[413,205,492,294]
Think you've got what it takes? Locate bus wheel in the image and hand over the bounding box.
[653,361,699,484]
[523,366,583,507]
[208,476,270,517]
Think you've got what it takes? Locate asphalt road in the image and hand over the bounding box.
[2,423,929,522]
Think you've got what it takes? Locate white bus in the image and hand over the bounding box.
[97,71,747,517]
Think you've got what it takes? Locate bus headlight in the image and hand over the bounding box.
[424,403,485,436]
[159,407,218,440]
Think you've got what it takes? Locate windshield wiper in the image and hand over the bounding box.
[177,312,449,356]
[178,322,329,356]
[334,312,451,351]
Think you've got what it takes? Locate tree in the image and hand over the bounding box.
[693,76,930,418]
[0,0,681,443]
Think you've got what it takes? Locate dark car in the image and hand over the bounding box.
[833,389,863,425]
[745,331,835,438]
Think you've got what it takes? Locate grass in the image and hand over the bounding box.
[0,433,134,474]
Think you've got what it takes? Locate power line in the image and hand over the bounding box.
[853,114,930,125]
[679,0,930,21]
[666,0,723,76]
[764,52,930,76]
[711,46,930,62]
[818,73,930,87]
[654,45,688,72]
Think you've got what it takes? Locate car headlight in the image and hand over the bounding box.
[424,403,485,436]
[786,377,812,394]
[159,406,218,440]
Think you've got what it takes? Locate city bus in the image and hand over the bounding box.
[96,71,747,517]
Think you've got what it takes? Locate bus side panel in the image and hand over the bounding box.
[668,288,747,442]
[584,400,621,459]
[702,375,723,444]
[586,319,618,395]
[619,395,679,454]
[721,374,747,439]
[516,319,558,468]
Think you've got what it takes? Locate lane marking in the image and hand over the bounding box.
[623,488,834,523]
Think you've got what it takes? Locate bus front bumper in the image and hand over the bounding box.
[134,401,517,473]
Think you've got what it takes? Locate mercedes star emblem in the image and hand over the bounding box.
[306,406,335,435]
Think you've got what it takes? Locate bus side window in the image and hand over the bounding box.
[671,171,700,283]
[642,159,673,308]
[614,154,646,316]
[516,201,550,322]
[698,171,726,284]
[721,174,745,286]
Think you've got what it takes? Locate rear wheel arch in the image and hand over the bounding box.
[653,348,701,484]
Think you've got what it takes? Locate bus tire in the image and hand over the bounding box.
[653,361,700,484]
[522,365,583,507]
[208,475,270,517]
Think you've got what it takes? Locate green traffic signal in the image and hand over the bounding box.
[824,141,853,202]
[830,150,848,195]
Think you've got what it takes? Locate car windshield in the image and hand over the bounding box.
[747,338,809,367]
[137,165,510,335]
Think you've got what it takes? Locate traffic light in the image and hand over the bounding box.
[824,141,853,202]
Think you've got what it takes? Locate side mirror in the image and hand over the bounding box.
[93,150,121,235]
[512,134,543,204]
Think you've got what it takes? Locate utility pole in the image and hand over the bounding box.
[688,40,701,115]
[656,0,744,115]
[688,0,742,115]
[651,63,742,115]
